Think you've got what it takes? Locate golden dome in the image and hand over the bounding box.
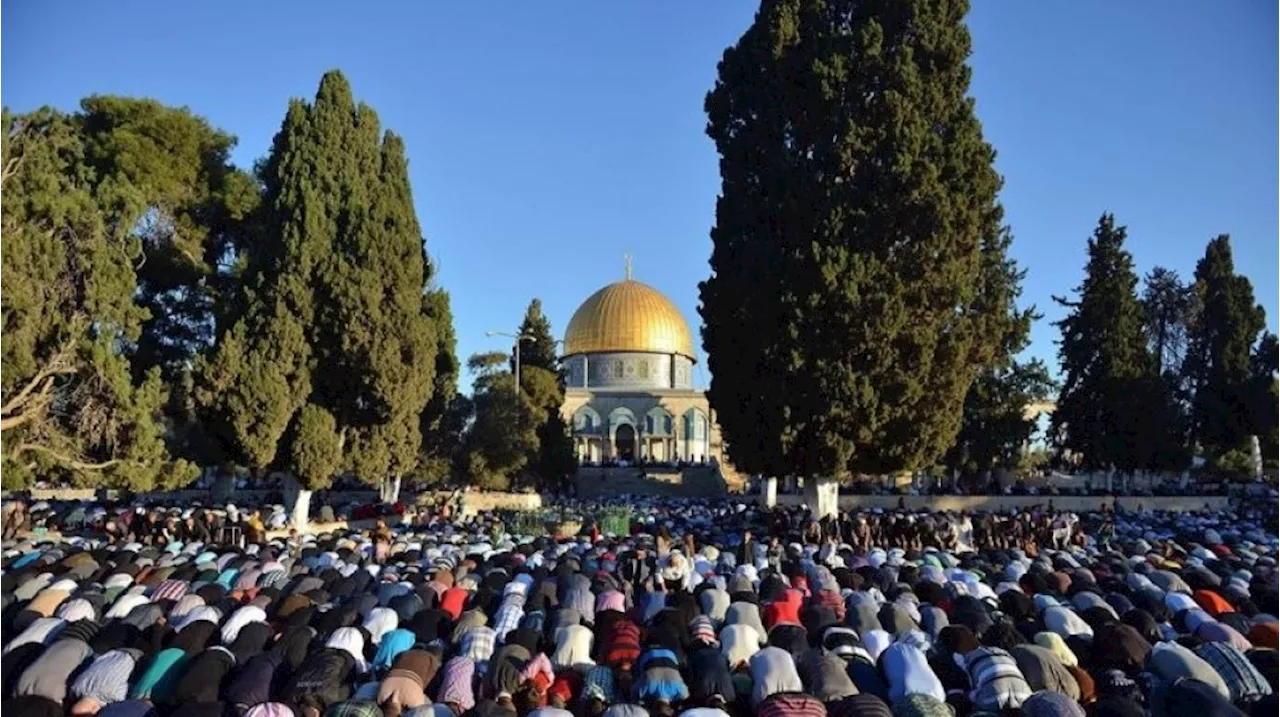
[563,279,696,359]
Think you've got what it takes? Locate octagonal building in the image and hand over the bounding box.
[560,268,727,466]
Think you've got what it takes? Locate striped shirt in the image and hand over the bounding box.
[151,579,189,602]
[492,595,526,643]
[964,647,1033,711]
[1195,642,1273,704]
[757,693,829,717]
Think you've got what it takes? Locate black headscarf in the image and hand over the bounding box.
[91,622,142,654]
[407,607,451,645]
[5,696,64,717]
[169,620,219,655]
[1120,609,1162,645]
[1162,677,1247,717]
[224,651,285,709]
[170,647,237,704]
[228,621,273,665]
[314,605,359,638]
[506,627,542,656]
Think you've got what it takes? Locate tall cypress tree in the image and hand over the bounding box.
[1139,267,1194,470]
[701,0,1020,479]
[1051,214,1158,472]
[198,71,436,522]
[1141,267,1193,377]
[514,299,576,486]
[1246,333,1278,463]
[415,287,464,485]
[341,131,437,502]
[1184,235,1267,460]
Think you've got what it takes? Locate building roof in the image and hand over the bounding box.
[562,279,696,360]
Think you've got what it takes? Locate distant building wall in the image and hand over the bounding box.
[771,494,1230,513]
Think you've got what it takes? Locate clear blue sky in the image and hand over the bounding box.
[4,2,1276,392]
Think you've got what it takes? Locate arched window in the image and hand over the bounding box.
[574,407,601,433]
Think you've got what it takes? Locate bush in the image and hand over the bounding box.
[1211,445,1257,479]
[599,506,632,536]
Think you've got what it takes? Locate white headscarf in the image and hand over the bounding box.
[326,626,369,674]
[176,605,222,631]
[168,594,206,621]
[105,593,150,620]
[1042,606,1094,639]
[719,624,761,668]
[861,629,893,662]
[56,598,97,623]
[220,605,267,644]
[362,607,399,645]
[749,646,803,706]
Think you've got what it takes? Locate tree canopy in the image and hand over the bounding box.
[701,0,1022,478]
[1,98,253,489]
[463,352,538,490]
[1052,214,1178,473]
[4,64,1273,494]
[412,286,465,486]
[197,70,437,491]
[514,299,576,483]
[1185,235,1268,461]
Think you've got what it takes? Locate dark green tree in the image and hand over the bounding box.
[1051,214,1163,473]
[1184,235,1268,461]
[414,287,465,486]
[79,97,261,471]
[701,0,1021,479]
[1138,267,1195,470]
[197,71,437,523]
[945,359,1055,482]
[341,130,437,503]
[463,352,538,490]
[0,100,228,489]
[513,299,576,484]
[943,211,1044,483]
[512,299,559,376]
[1246,333,1278,464]
[1141,267,1193,377]
[82,105,262,382]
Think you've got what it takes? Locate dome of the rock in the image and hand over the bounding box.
[562,279,696,360]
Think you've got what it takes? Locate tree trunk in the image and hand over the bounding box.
[212,471,235,502]
[283,475,312,533]
[380,475,402,504]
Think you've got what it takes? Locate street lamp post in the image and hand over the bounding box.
[485,331,535,395]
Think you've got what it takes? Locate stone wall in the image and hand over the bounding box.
[771,494,1231,513]
[415,491,542,515]
[11,488,381,505]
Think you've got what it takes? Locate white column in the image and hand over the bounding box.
[804,475,839,518]
[763,476,778,508]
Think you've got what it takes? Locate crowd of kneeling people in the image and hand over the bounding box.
[0,498,1277,717]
